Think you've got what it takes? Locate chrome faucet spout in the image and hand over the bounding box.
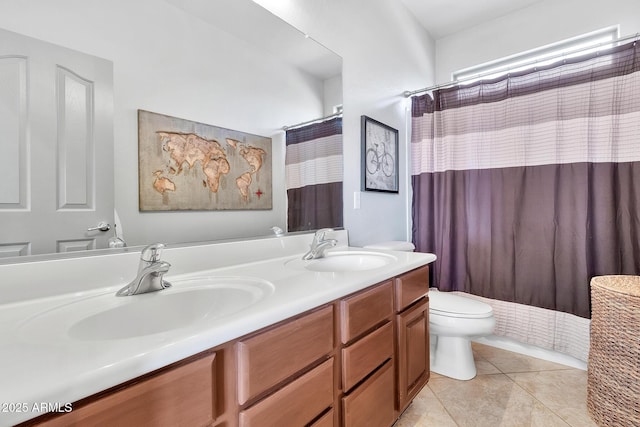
[302,228,337,260]
[116,243,172,296]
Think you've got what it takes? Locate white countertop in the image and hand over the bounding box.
[0,232,435,426]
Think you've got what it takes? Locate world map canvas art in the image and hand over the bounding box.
[138,110,272,211]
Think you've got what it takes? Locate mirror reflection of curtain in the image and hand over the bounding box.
[411,41,640,319]
[285,117,343,232]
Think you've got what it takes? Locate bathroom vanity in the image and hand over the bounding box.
[0,231,435,426]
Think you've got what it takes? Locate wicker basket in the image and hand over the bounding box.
[587,275,640,426]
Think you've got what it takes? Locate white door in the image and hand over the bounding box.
[0,28,114,257]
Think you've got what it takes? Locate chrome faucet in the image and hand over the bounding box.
[302,228,337,260]
[116,243,172,296]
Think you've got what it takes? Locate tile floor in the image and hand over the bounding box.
[395,342,597,427]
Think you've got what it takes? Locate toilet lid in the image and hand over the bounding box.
[429,291,493,318]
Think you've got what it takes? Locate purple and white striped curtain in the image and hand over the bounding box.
[286,117,343,232]
[411,41,640,318]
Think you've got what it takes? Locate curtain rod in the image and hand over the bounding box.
[282,112,342,131]
[403,32,639,98]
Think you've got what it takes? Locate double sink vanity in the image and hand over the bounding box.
[0,230,436,426]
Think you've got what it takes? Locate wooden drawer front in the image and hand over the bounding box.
[342,360,395,427]
[397,298,430,412]
[340,281,393,344]
[239,358,334,427]
[37,352,217,427]
[342,321,393,392]
[394,265,429,312]
[237,305,334,404]
[310,408,334,427]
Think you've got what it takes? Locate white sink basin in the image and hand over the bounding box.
[286,250,397,272]
[19,276,274,341]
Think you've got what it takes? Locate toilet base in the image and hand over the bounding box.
[430,335,477,380]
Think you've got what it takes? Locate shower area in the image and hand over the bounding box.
[410,38,640,363]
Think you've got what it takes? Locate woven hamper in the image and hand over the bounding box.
[587,275,640,426]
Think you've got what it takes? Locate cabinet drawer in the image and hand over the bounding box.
[237,305,334,404]
[36,351,217,427]
[239,358,334,427]
[394,265,429,312]
[340,281,393,344]
[342,360,395,427]
[310,408,334,427]
[342,321,393,392]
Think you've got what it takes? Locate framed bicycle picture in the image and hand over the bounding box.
[361,115,399,193]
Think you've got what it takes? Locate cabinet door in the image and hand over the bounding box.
[396,298,430,413]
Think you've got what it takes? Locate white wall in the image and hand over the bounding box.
[435,0,640,82]
[254,0,436,246]
[323,75,344,116]
[0,0,329,247]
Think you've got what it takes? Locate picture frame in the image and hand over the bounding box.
[361,115,399,193]
[138,109,272,211]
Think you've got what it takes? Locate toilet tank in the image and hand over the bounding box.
[363,241,415,252]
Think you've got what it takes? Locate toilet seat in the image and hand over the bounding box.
[429,291,493,319]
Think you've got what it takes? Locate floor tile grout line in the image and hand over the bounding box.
[501,368,574,427]
[491,367,576,375]
[419,344,588,427]
[426,382,462,427]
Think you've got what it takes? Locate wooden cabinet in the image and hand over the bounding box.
[24,265,432,427]
[396,299,430,412]
[238,358,334,427]
[237,305,335,427]
[342,321,393,392]
[339,282,395,427]
[394,266,430,413]
[341,360,395,427]
[340,281,393,344]
[32,350,219,427]
[237,305,334,405]
[394,265,430,312]
[311,408,335,427]
[337,265,430,425]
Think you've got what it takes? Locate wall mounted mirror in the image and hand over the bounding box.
[0,0,342,260]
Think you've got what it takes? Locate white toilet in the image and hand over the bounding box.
[363,241,496,381]
[428,290,495,380]
[362,241,416,252]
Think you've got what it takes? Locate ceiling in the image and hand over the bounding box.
[167,0,548,78]
[400,0,545,39]
[164,0,342,81]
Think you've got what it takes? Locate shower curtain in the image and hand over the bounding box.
[286,117,343,232]
[411,41,640,318]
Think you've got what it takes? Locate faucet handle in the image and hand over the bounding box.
[315,228,334,240]
[140,243,165,262]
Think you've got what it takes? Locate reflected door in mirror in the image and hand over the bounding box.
[0,29,114,257]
